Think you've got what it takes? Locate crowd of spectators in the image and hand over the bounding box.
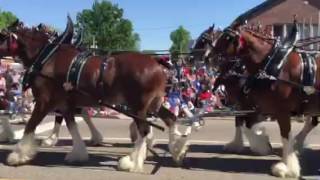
[163,57,226,117]
[0,62,33,122]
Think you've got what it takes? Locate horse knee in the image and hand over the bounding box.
[136,122,150,138]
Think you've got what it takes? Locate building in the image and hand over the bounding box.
[242,0,320,49]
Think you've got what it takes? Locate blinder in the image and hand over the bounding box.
[222,28,242,53]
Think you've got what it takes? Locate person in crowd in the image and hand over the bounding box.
[7,83,22,120]
[0,74,7,93]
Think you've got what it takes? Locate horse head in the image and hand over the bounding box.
[214,19,275,74]
[191,24,219,62]
[0,16,74,67]
[0,19,24,58]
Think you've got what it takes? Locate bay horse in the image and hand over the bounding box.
[210,18,319,178]
[0,20,104,147]
[0,18,187,172]
[192,25,272,155]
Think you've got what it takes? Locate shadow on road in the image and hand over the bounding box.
[0,142,318,176]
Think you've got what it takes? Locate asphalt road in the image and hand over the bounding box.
[0,116,319,180]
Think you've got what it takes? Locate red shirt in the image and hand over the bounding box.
[199,91,212,101]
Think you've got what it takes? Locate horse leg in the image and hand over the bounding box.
[81,107,103,145]
[224,116,245,153]
[41,114,63,147]
[63,111,88,163]
[243,114,272,155]
[0,116,14,143]
[294,116,318,153]
[7,101,50,166]
[130,121,154,149]
[271,113,300,178]
[157,105,188,166]
[118,111,148,173]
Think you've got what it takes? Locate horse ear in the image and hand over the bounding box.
[208,24,215,33]
[7,19,21,31]
[211,24,215,30]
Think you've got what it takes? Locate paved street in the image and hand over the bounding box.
[0,116,319,180]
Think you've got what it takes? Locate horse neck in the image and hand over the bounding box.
[240,31,273,74]
[18,39,48,67]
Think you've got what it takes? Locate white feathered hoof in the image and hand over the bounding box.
[118,155,135,172]
[41,137,58,147]
[0,131,14,143]
[170,136,189,166]
[7,151,33,166]
[64,149,89,163]
[223,141,245,154]
[271,162,300,178]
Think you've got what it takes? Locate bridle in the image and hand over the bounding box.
[0,30,19,57]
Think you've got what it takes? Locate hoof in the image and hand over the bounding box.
[7,151,32,166]
[65,150,89,163]
[271,162,300,178]
[41,137,58,147]
[118,155,143,173]
[170,136,189,166]
[118,155,135,172]
[223,141,245,154]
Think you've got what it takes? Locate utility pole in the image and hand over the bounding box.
[90,35,98,55]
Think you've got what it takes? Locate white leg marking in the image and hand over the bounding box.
[271,136,300,178]
[65,121,88,163]
[168,123,189,166]
[146,126,154,149]
[224,126,245,153]
[41,120,61,147]
[118,123,147,172]
[7,133,37,165]
[244,122,272,155]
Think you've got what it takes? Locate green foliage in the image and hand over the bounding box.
[169,26,191,57]
[76,0,140,51]
[0,9,17,30]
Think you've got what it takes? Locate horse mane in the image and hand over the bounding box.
[241,25,276,45]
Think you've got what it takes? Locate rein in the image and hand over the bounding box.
[70,87,165,131]
[25,65,166,132]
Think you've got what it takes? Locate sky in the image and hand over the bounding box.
[0,0,265,50]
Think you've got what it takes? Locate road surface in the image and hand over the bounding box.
[0,116,319,180]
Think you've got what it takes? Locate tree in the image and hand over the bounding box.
[169,26,191,56]
[76,0,140,51]
[0,9,17,30]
